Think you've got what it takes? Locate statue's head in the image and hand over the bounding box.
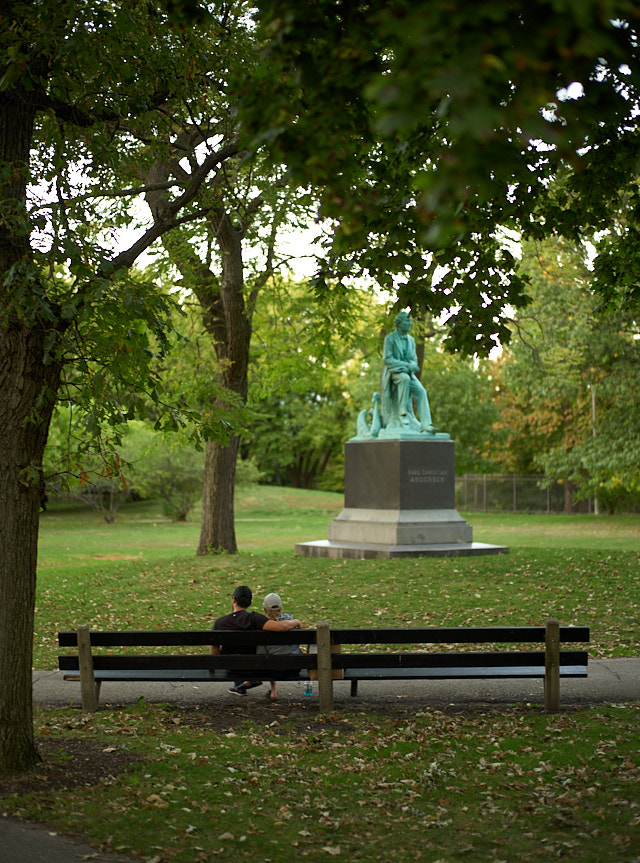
[394,310,412,331]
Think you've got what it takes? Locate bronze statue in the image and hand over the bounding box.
[355,311,446,440]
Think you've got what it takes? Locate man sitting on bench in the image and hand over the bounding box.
[211,585,302,696]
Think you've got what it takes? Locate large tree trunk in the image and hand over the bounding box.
[198,436,241,554]
[0,84,61,772]
[197,210,252,554]
[0,324,60,772]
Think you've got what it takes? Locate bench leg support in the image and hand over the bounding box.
[544,617,560,713]
[316,621,334,713]
[77,625,100,712]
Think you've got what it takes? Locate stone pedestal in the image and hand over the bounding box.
[295,439,508,558]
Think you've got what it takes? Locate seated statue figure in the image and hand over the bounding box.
[381,310,435,434]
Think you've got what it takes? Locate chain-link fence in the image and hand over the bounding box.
[455,474,596,514]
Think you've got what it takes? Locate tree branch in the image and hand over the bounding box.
[107,141,241,272]
[35,87,171,129]
[109,205,218,271]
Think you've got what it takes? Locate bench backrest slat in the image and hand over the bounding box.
[59,654,315,672]
[331,650,588,669]
[58,625,590,649]
[329,626,590,644]
[58,630,315,647]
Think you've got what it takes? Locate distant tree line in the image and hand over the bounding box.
[45,235,640,517]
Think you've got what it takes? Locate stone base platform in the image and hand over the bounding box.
[295,438,508,559]
[295,539,508,559]
[327,507,473,546]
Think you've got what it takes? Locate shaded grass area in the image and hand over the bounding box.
[2,702,639,863]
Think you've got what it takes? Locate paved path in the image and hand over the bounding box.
[0,817,141,863]
[2,659,638,863]
[31,656,640,709]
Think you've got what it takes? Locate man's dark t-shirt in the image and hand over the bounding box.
[212,609,269,654]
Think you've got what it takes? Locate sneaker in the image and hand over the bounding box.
[229,684,247,696]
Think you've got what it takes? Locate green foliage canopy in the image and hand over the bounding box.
[3,1,258,442]
[238,0,640,354]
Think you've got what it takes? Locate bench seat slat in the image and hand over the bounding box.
[58,650,588,672]
[62,665,587,683]
[342,665,588,680]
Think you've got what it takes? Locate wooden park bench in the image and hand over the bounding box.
[58,618,589,714]
[58,627,318,713]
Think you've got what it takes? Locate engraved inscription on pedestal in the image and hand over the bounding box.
[344,439,456,510]
[408,467,447,484]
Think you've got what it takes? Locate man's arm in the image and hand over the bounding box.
[263,618,302,632]
[406,334,420,374]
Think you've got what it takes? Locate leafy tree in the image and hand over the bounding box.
[491,237,640,511]
[249,393,351,490]
[116,422,205,522]
[490,239,600,504]
[48,462,132,524]
[143,184,316,551]
[0,0,281,773]
[246,279,382,489]
[44,404,132,522]
[112,0,324,554]
[420,345,500,475]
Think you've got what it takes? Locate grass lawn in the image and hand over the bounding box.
[1,486,637,862]
[34,487,640,664]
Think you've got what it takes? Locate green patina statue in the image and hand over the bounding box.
[354,310,449,441]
